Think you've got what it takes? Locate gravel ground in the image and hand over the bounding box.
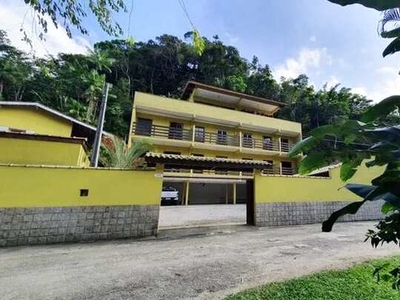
[0,221,398,300]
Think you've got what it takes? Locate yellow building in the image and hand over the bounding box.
[130,81,303,205]
[0,102,96,167]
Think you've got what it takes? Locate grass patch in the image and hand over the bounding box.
[227,257,400,300]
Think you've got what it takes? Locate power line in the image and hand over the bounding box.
[127,0,134,38]
[178,0,195,29]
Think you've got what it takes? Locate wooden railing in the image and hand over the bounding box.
[261,167,296,175]
[132,123,192,141]
[197,131,240,147]
[241,137,280,151]
[163,167,297,176]
[132,123,292,153]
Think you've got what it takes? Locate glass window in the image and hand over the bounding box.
[194,127,205,142]
[135,118,153,136]
[217,130,227,145]
[168,122,183,140]
[242,133,253,148]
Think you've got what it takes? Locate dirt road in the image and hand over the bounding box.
[0,221,398,300]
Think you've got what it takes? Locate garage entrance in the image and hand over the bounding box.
[145,153,265,229]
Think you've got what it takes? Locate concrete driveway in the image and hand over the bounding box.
[158,204,247,228]
[0,221,398,300]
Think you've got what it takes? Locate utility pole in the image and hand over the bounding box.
[90,83,111,167]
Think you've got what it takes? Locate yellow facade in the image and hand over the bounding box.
[254,164,384,203]
[0,165,162,207]
[0,107,72,136]
[0,137,89,167]
[131,92,303,175]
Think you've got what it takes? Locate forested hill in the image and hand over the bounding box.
[0,31,372,138]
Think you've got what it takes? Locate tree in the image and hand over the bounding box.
[23,0,126,40]
[290,0,400,288]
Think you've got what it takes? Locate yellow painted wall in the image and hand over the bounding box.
[131,92,302,169]
[0,137,89,167]
[0,166,163,207]
[134,92,302,134]
[255,164,384,203]
[0,107,72,136]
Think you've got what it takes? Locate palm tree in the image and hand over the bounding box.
[99,135,152,169]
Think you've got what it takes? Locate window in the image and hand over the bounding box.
[135,118,153,136]
[281,161,293,175]
[242,133,253,148]
[263,136,273,150]
[168,122,183,140]
[194,126,205,142]
[281,138,290,152]
[217,130,227,145]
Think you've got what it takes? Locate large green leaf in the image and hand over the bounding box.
[383,37,400,57]
[328,0,400,10]
[322,183,400,232]
[361,96,400,122]
[381,27,400,39]
[322,200,366,232]
[298,152,327,174]
[288,136,319,157]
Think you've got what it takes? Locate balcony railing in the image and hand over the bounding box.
[163,167,296,176]
[261,167,296,175]
[132,123,192,141]
[132,123,292,153]
[241,137,280,151]
[196,131,240,147]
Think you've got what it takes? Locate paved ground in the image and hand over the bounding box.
[158,204,246,228]
[0,221,398,300]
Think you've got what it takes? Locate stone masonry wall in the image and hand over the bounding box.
[256,200,384,227]
[0,205,159,247]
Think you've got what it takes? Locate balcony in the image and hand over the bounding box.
[131,123,292,154]
[162,167,296,177]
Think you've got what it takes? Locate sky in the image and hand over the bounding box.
[1,0,399,102]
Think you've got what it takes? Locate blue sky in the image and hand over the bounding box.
[1,0,400,101]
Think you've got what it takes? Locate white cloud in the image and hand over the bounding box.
[309,35,316,42]
[326,75,340,89]
[351,71,400,102]
[273,48,332,80]
[0,1,91,57]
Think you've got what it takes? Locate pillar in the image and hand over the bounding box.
[233,183,237,205]
[185,181,190,206]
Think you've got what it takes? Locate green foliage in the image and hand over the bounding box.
[328,0,400,10]
[99,136,152,169]
[0,30,372,137]
[227,257,400,299]
[23,0,126,40]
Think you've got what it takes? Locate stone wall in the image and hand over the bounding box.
[0,205,159,247]
[255,200,384,227]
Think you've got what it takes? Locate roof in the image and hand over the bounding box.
[180,81,285,116]
[145,152,271,170]
[0,131,87,146]
[0,101,98,132]
[308,163,341,176]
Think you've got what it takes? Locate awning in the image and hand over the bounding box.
[145,152,271,170]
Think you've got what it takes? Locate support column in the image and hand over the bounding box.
[233,183,237,205]
[185,181,190,206]
[192,124,196,142]
[225,184,228,204]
